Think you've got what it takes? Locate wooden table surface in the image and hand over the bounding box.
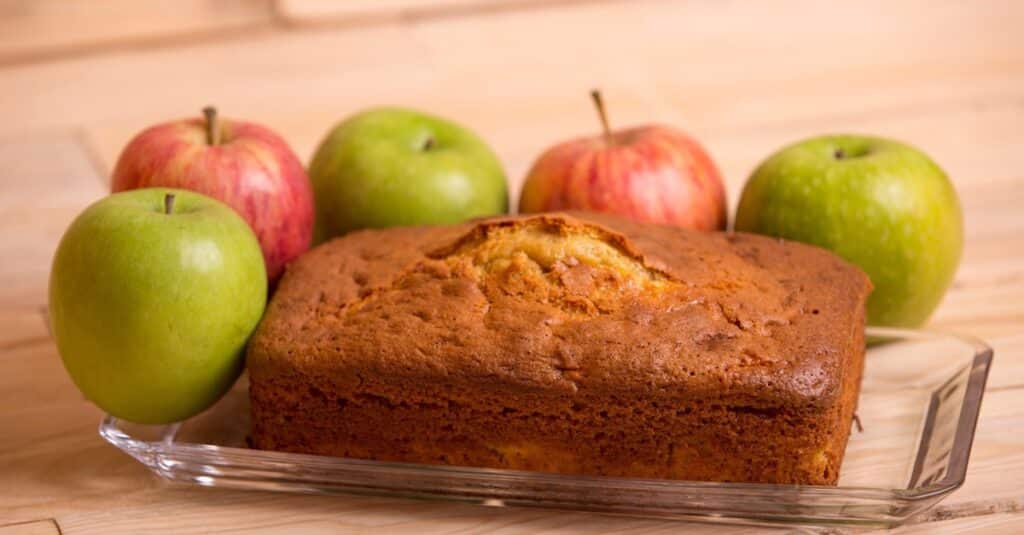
[1,0,1022,533]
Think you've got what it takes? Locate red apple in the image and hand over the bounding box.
[112,107,314,284]
[519,91,726,230]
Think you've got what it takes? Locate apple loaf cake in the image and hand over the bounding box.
[247,212,871,484]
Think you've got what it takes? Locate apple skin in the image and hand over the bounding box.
[111,113,314,284]
[309,107,509,240]
[735,134,962,327]
[519,125,727,230]
[48,188,267,424]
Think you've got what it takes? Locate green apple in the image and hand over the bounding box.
[735,134,962,327]
[49,188,267,424]
[309,107,508,240]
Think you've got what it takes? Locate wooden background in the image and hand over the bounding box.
[1,0,1022,533]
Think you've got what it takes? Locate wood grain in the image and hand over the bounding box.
[0,136,106,308]
[931,389,1024,509]
[0,308,47,349]
[276,0,510,25]
[0,520,60,535]
[0,23,432,138]
[59,0,1022,206]
[0,0,1021,533]
[57,492,779,535]
[890,512,1024,534]
[0,0,275,65]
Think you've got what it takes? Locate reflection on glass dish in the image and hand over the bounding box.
[101,327,991,529]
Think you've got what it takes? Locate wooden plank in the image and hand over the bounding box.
[932,283,1024,338]
[0,0,275,65]
[0,23,434,138]
[0,335,191,523]
[706,102,1024,215]
[891,512,1024,534]
[930,234,1024,342]
[0,0,1015,171]
[276,0,509,24]
[56,492,776,534]
[0,136,106,308]
[923,328,1024,392]
[402,0,1024,197]
[0,520,60,535]
[0,308,48,349]
[932,177,1024,339]
[929,389,1024,510]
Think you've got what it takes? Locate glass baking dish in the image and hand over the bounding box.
[100,327,991,529]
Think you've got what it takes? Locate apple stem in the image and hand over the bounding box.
[202,106,221,146]
[423,136,435,151]
[590,89,613,145]
[164,193,176,215]
[834,148,846,160]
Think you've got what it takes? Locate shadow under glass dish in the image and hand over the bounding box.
[100,327,991,528]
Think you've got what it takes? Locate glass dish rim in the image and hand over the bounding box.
[99,327,993,515]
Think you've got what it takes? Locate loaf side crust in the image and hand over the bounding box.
[248,212,871,484]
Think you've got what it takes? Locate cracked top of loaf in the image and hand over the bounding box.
[248,212,871,409]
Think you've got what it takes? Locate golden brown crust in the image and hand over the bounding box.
[248,211,871,484]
